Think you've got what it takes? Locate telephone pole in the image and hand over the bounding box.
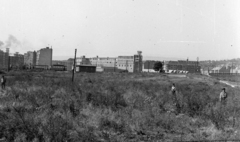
[72,49,77,82]
[148,61,149,72]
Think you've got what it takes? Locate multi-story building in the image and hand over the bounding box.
[71,51,143,73]
[88,56,117,72]
[24,51,36,68]
[116,56,134,72]
[36,47,52,67]
[0,48,9,70]
[164,59,201,73]
[133,51,143,73]
[9,52,24,69]
[116,51,143,73]
[142,60,159,72]
[89,56,116,67]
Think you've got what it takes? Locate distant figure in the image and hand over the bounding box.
[171,83,176,94]
[219,88,227,102]
[1,76,6,90]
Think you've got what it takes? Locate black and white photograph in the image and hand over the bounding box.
[0,0,240,141]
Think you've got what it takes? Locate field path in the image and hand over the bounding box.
[219,80,240,88]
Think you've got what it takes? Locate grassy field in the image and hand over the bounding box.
[0,72,240,141]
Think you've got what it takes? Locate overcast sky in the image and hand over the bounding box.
[0,0,239,61]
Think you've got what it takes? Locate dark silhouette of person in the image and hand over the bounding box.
[1,76,6,90]
[171,83,176,94]
[219,88,227,102]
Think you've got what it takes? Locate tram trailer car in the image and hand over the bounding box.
[51,65,66,71]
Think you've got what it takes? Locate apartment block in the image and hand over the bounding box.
[24,51,36,68]
[36,47,52,67]
[0,49,9,70]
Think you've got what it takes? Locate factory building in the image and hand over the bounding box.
[116,56,134,72]
[36,47,52,67]
[88,56,117,72]
[24,51,36,68]
[164,59,201,73]
[72,51,143,73]
[89,57,116,67]
[9,52,24,69]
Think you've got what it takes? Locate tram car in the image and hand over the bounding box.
[32,65,49,71]
[51,65,66,71]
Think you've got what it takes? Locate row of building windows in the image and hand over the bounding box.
[118,64,132,67]
[90,61,135,65]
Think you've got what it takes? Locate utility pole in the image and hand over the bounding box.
[114,59,116,72]
[148,61,149,73]
[72,49,77,82]
[138,55,140,73]
[126,60,127,71]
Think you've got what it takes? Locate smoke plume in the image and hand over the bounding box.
[1,35,35,54]
[5,35,21,48]
[0,41,3,46]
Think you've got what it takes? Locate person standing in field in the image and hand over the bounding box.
[171,83,181,114]
[1,76,6,90]
[219,88,227,103]
[171,83,176,94]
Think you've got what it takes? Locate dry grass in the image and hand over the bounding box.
[0,72,239,141]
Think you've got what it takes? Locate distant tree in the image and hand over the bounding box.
[153,61,163,72]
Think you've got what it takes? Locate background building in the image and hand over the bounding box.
[51,51,142,73]
[36,47,52,67]
[142,60,158,72]
[164,59,200,73]
[9,52,24,69]
[210,65,234,74]
[52,59,74,71]
[231,66,240,74]
[89,56,116,67]
[76,56,91,65]
[117,56,134,72]
[0,48,9,70]
[24,51,36,68]
[76,65,96,73]
[133,51,143,73]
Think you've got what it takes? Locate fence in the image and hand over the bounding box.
[209,73,240,76]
